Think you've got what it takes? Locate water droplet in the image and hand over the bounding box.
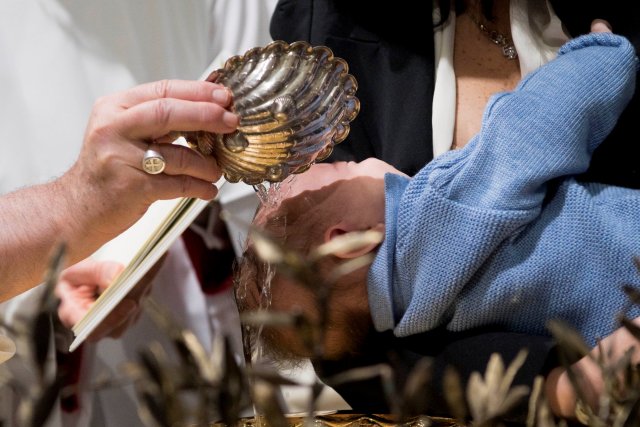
[253,183,270,205]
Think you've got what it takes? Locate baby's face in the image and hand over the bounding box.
[255,158,402,224]
[281,158,403,199]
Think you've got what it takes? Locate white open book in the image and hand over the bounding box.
[69,193,215,351]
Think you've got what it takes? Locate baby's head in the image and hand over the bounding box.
[235,158,403,362]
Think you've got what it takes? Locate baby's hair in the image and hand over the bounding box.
[234,248,308,366]
[233,184,375,362]
[233,193,328,364]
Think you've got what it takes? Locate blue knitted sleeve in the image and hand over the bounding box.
[368,33,638,337]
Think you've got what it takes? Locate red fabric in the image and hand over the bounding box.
[181,228,235,295]
[57,344,83,412]
[55,225,234,413]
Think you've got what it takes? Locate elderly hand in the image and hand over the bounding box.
[59,79,238,256]
[0,79,235,301]
[56,257,162,341]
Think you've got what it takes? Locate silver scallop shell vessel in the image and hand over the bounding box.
[179,40,360,185]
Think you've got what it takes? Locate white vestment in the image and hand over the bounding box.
[0,1,295,425]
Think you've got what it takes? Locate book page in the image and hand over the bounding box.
[69,196,212,351]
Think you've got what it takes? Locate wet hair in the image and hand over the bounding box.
[234,243,368,365]
[234,182,375,363]
[234,249,311,367]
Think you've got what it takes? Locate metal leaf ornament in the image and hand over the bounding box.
[135,343,186,427]
[217,336,249,426]
[443,366,468,422]
[310,230,383,261]
[0,335,16,365]
[17,375,66,427]
[622,284,640,306]
[251,379,289,427]
[526,376,561,427]
[249,227,383,291]
[31,243,66,379]
[466,350,530,426]
[177,40,360,185]
[400,357,434,420]
[546,319,591,363]
[324,364,400,415]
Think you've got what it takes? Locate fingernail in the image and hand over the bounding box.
[223,111,240,128]
[591,19,612,33]
[212,88,230,104]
